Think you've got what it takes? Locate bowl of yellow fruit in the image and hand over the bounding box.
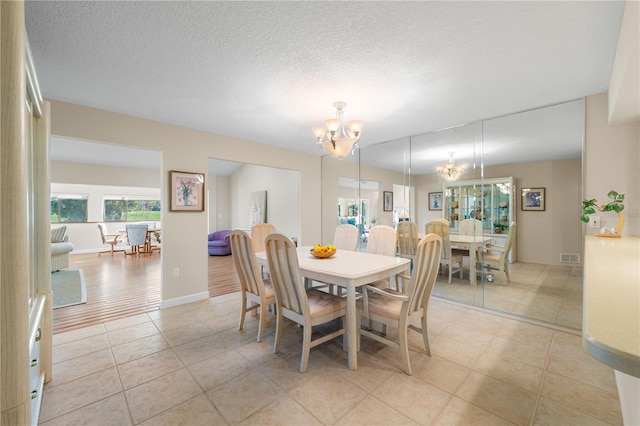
[310,244,337,259]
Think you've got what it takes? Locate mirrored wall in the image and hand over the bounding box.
[322,99,584,329]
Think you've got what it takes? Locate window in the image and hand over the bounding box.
[50,195,88,223]
[104,197,161,222]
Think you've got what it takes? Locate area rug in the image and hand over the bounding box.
[51,269,87,309]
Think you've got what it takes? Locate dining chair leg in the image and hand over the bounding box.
[238,298,247,331]
[421,315,431,356]
[257,303,267,343]
[300,325,312,373]
[399,322,411,375]
[273,313,284,354]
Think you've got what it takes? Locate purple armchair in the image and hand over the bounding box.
[208,230,232,256]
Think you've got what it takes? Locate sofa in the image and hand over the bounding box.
[51,226,74,272]
[208,230,232,256]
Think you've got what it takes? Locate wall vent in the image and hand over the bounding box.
[560,253,580,264]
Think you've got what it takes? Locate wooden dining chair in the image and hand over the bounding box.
[229,230,276,342]
[359,233,442,375]
[426,219,463,283]
[333,224,359,251]
[97,223,125,255]
[251,223,276,278]
[265,233,347,373]
[366,225,400,290]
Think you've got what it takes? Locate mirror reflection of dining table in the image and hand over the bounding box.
[255,246,410,370]
[448,234,492,285]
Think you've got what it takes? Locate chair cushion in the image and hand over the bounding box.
[51,226,67,243]
[307,289,347,317]
[357,288,403,320]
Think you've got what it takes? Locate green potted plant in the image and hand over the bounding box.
[580,190,625,237]
[493,222,508,234]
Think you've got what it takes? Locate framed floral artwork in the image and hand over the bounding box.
[170,170,205,211]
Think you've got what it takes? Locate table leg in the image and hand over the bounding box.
[469,245,477,286]
[346,285,357,370]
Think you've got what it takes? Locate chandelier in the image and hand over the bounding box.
[436,152,467,181]
[311,101,363,159]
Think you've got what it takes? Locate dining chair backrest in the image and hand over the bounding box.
[396,221,419,257]
[459,218,483,236]
[501,221,517,260]
[406,233,442,314]
[425,219,453,259]
[97,223,110,244]
[333,224,359,251]
[126,224,148,246]
[366,225,397,256]
[230,230,266,298]
[251,223,276,253]
[265,233,308,318]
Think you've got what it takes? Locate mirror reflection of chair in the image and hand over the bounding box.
[265,233,347,373]
[480,222,517,284]
[125,224,149,256]
[358,233,442,375]
[97,223,125,255]
[333,224,359,251]
[229,230,276,342]
[426,219,463,283]
[396,221,419,259]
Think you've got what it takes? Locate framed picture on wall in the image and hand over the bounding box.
[429,192,443,211]
[170,170,205,211]
[521,187,545,211]
[383,191,393,211]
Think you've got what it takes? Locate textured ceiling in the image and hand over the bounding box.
[26,1,624,171]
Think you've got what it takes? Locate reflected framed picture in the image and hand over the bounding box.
[521,187,545,211]
[383,191,393,212]
[429,192,443,211]
[170,170,205,211]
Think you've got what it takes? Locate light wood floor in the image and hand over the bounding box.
[52,253,240,334]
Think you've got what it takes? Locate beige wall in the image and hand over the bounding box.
[50,100,321,307]
[483,159,582,265]
[585,93,639,237]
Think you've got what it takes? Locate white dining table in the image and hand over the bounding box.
[255,246,411,370]
[449,234,492,285]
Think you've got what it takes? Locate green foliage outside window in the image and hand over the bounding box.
[104,199,161,222]
[50,197,88,222]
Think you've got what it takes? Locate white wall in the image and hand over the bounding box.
[229,164,300,239]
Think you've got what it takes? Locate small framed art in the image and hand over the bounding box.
[429,192,443,211]
[170,170,205,211]
[521,187,545,211]
[383,191,393,212]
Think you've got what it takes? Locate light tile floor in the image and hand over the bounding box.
[40,293,621,425]
[433,261,583,329]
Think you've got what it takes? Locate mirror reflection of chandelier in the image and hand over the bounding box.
[436,152,467,181]
[311,101,363,159]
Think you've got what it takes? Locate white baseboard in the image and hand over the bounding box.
[160,291,210,309]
